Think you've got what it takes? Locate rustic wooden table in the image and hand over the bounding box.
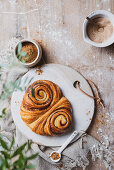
[0,0,113,169]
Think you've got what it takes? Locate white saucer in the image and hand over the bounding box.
[11,64,94,146]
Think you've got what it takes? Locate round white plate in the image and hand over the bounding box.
[11,64,94,146]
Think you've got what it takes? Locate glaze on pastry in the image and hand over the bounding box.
[20,80,72,136]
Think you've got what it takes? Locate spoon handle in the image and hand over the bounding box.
[58,131,78,154]
[86,17,101,28]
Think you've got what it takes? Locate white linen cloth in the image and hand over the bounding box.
[0,38,113,170]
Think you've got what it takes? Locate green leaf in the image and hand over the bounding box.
[18,55,22,60]
[1,151,10,159]
[0,108,7,119]
[4,158,10,168]
[0,138,9,150]
[0,138,37,169]
[17,43,22,54]
[12,143,27,157]
[15,78,22,89]
[31,87,35,97]
[2,108,7,115]
[2,164,6,170]
[13,154,24,167]
[3,85,11,95]
[26,153,38,161]
[20,51,27,57]
[0,93,5,100]
[26,140,32,152]
[16,78,21,86]
[9,136,14,150]
[0,156,4,167]
[10,79,23,92]
[26,164,36,169]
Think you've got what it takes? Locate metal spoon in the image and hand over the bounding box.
[50,131,79,162]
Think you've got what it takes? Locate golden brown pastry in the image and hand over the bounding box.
[20,80,72,136]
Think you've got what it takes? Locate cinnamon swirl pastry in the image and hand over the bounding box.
[20,80,72,136]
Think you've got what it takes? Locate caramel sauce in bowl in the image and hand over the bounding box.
[15,39,42,67]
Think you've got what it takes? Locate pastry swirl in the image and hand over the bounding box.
[20,80,72,136]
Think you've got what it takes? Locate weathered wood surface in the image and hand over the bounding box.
[0,0,114,169]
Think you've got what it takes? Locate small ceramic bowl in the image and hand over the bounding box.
[83,10,114,47]
[15,39,42,67]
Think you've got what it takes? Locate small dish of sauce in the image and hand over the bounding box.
[15,39,42,67]
[18,42,38,63]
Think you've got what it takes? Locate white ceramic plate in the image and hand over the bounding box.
[11,64,94,146]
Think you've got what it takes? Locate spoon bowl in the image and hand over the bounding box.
[50,151,61,163]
